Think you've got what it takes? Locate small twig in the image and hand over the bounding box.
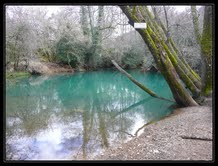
[114,130,135,138]
[134,120,155,137]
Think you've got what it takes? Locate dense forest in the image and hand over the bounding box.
[6,6,204,72]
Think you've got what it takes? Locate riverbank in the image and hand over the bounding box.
[6,62,75,80]
[94,99,213,161]
[6,61,153,77]
[6,71,31,79]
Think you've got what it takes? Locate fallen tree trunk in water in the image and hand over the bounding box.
[111,60,175,103]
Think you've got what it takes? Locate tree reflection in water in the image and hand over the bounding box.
[6,70,176,160]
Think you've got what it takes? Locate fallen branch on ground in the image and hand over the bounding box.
[181,136,212,141]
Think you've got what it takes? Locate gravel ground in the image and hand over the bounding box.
[93,101,213,161]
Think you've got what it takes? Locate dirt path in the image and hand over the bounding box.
[94,104,213,161]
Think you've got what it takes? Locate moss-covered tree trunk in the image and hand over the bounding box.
[191,6,202,45]
[191,6,212,96]
[119,6,201,106]
[201,6,212,96]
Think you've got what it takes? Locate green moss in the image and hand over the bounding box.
[132,6,136,15]
[125,5,199,106]
[128,7,140,23]
[160,40,178,65]
[200,7,212,96]
[159,21,167,34]
[168,49,201,88]
[159,38,201,96]
[181,57,201,81]
[169,36,201,82]
[201,30,212,57]
[6,71,30,79]
[203,84,212,96]
[140,6,164,39]
[202,70,212,96]
[144,28,158,54]
[169,38,201,84]
[138,6,146,18]
[159,38,201,97]
[161,55,199,106]
[191,6,202,44]
[144,6,154,20]
[169,38,179,53]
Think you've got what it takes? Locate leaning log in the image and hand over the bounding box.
[111,60,175,103]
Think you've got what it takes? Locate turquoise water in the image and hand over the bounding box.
[6,70,177,160]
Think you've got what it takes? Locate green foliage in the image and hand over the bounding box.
[100,50,122,68]
[121,48,144,69]
[56,35,87,68]
[36,47,58,62]
[6,37,26,70]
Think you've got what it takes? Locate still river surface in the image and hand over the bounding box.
[6,70,177,160]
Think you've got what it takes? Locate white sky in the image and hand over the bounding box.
[45,5,201,16]
[6,5,202,38]
[7,5,200,16]
[172,6,189,12]
[46,5,188,11]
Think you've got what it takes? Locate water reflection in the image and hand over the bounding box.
[6,70,176,160]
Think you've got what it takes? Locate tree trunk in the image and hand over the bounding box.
[191,6,213,96]
[90,6,104,68]
[82,6,104,70]
[191,6,202,45]
[119,6,199,106]
[81,6,90,38]
[112,60,175,103]
[200,6,212,96]
[80,6,91,70]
